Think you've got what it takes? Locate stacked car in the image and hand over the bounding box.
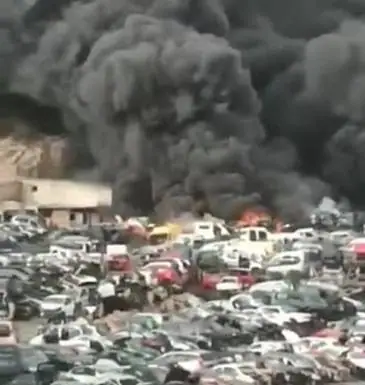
[2,211,365,385]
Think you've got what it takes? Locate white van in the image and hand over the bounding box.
[193,221,230,240]
[193,221,216,240]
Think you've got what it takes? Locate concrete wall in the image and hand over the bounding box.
[0,181,22,202]
[21,178,112,209]
[49,210,70,227]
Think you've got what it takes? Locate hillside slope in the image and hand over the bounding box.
[0,120,70,180]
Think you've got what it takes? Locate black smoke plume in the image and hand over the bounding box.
[2,0,365,220]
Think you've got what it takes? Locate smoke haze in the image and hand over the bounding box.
[2,0,365,219]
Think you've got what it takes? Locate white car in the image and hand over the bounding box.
[59,366,127,383]
[293,227,318,241]
[151,350,208,367]
[228,293,263,310]
[291,337,340,354]
[11,215,46,234]
[248,341,289,354]
[61,369,137,385]
[265,250,311,277]
[213,363,255,384]
[39,294,76,318]
[30,322,111,351]
[60,366,108,383]
[258,305,312,325]
[222,305,308,328]
[329,230,354,245]
[0,255,9,266]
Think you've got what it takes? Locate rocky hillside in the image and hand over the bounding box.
[0,120,70,180]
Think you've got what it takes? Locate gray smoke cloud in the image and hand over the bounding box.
[3,0,365,219]
[303,19,365,205]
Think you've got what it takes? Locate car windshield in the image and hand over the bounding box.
[274,286,326,307]
[14,217,29,223]
[119,379,139,385]
[197,250,219,262]
[149,234,168,245]
[196,250,223,272]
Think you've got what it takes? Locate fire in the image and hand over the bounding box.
[239,208,270,226]
[238,208,283,232]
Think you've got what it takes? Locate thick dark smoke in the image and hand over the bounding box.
[2,0,365,220]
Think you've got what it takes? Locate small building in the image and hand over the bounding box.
[0,178,112,227]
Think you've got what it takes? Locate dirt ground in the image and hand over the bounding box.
[15,318,41,343]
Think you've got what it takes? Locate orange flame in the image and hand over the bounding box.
[239,208,270,226]
[238,208,283,232]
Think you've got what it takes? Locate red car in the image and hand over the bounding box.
[141,260,185,287]
[201,270,255,291]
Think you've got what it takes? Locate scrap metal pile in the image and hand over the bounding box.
[2,206,365,385]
